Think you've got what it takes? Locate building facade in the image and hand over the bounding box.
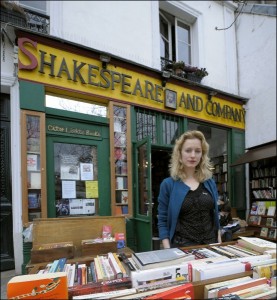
[1,0,276,274]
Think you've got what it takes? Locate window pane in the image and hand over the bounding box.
[136,110,157,143]
[160,15,170,59]
[19,1,47,14]
[46,95,107,117]
[162,119,179,145]
[177,21,191,64]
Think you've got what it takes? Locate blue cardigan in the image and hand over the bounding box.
[158,177,220,243]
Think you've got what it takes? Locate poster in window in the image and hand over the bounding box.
[165,89,177,109]
[80,163,94,180]
[60,155,80,180]
[27,154,38,171]
[62,180,76,198]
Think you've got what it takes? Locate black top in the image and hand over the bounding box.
[174,183,217,244]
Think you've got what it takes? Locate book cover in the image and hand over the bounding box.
[28,193,39,209]
[250,202,258,215]
[30,172,41,189]
[144,282,194,299]
[252,263,277,279]
[265,217,274,227]
[267,206,276,216]
[131,248,194,270]
[55,257,67,272]
[7,272,68,299]
[248,215,261,225]
[194,260,251,282]
[130,262,190,289]
[257,202,266,215]
[260,227,269,237]
[225,283,273,298]
[27,154,38,171]
[268,228,276,239]
[121,191,128,204]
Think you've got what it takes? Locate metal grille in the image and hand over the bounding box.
[25,8,50,34]
[136,109,157,143]
[162,115,180,145]
[136,108,181,146]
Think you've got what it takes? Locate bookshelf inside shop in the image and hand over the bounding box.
[21,110,47,226]
[248,156,276,240]
[109,102,133,217]
[212,154,228,195]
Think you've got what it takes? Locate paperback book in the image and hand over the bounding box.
[131,248,194,270]
[7,272,68,299]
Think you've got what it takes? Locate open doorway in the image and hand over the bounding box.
[151,149,171,239]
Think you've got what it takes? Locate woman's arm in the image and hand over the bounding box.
[162,238,170,249]
[217,229,222,244]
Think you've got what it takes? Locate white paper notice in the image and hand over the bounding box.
[80,163,94,180]
[62,180,76,198]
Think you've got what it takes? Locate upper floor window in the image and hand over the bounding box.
[18,1,47,15]
[160,10,191,65]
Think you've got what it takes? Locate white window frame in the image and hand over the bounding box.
[159,11,172,61]
[17,1,49,15]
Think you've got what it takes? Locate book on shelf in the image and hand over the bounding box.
[131,248,194,270]
[260,227,269,237]
[27,154,38,171]
[204,275,252,299]
[265,217,274,227]
[144,282,194,300]
[250,202,258,215]
[30,172,41,189]
[248,215,261,225]
[121,191,128,204]
[28,193,40,209]
[268,228,276,239]
[237,236,276,253]
[55,257,67,273]
[7,272,68,299]
[267,206,276,216]
[107,252,123,279]
[257,202,266,215]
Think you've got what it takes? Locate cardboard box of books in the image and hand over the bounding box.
[130,262,189,289]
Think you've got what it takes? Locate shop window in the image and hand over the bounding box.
[54,143,98,217]
[162,117,179,145]
[46,95,107,117]
[160,9,192,65]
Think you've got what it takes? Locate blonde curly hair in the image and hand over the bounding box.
[169,130,213,182]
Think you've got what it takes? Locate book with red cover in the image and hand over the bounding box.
[144,283,194,299]
[68,277,132,298]
[217,277,268,297]
[7,272,68,299]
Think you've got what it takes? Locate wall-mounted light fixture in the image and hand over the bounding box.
[162,70,171,87]
[208,90,217,101]
[100,54,111,69]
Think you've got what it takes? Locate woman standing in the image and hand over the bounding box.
[158,130,221,248]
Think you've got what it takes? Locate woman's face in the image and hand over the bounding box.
[181,138,202,169]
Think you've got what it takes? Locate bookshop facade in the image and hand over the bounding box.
[16,29,247,253]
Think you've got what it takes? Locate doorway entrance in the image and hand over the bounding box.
[151,149,171,239]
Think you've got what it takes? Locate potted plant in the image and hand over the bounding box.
[172,61,185,76]
[184,66,208,83]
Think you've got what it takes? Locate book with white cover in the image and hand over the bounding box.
[130,261,190,289]
[237,237,276,253]
[204,276,252,299]
[267,206,276,216]
[131,248,194,270]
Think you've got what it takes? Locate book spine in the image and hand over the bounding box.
[97,256,109,280]
[55,257,67,272]
[90,261,97,283]
[77,265,82,285]
[102,256,115,280]
[112,253,128,277]
[93,257,104,282]
[108,252,123,279]
[48,259,59,273]
[69,264,76,287]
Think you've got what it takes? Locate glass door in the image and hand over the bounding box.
[46,136,110,217]
[134,137,153,251]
